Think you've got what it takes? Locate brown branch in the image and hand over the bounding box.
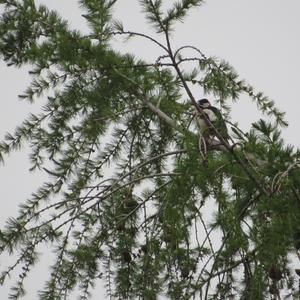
[201,249,257,289]
[111,30,168,52]
[163,30,269,197]
[112,66,185,133]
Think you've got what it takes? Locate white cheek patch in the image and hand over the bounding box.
[203,109,218,122]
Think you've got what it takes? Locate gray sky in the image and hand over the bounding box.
[0,1,300,299]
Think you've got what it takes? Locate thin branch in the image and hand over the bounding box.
[201,249,257,289]
[111,30,168,52]
[112,66,185,133]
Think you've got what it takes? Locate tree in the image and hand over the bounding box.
[0,0,299,299]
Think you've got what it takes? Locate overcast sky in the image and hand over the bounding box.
[1,1,300,299]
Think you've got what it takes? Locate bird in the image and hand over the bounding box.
[195,98,230,144]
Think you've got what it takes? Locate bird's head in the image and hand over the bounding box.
[197,98,211,108]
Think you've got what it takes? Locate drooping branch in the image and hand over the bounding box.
[112,67,185,133]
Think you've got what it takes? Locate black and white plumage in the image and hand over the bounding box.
[195,98,229,143]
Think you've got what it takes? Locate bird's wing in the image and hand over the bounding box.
[209,106,230,140]
[203,108,218,122]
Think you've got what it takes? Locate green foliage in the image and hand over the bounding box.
[0,0,299,299]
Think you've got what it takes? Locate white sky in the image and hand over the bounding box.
[0,0,300,299]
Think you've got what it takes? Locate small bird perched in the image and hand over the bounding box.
[195,98,230,144]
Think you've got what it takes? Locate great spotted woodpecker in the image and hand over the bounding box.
[196,98,229,143]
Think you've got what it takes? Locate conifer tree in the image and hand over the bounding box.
[0,1,299,299]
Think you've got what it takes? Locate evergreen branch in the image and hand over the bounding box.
[271,160,300,193]
[117,180,174,230]
[93,106,145,122]
[111,30,168,52]
[162,0,204,29]
[112,67,185,133]
[0,234,41,285]
[56,225,94,298]
[0,2,298,298]
[67,149,185,212]
[23,170,181,237]
[174,45,287,126]
[46,218,76,296]
[196,209,221,283]
[200,249,257,293]
[166,38,270,197]
[193,192,262,298]
[139,0,166,33]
